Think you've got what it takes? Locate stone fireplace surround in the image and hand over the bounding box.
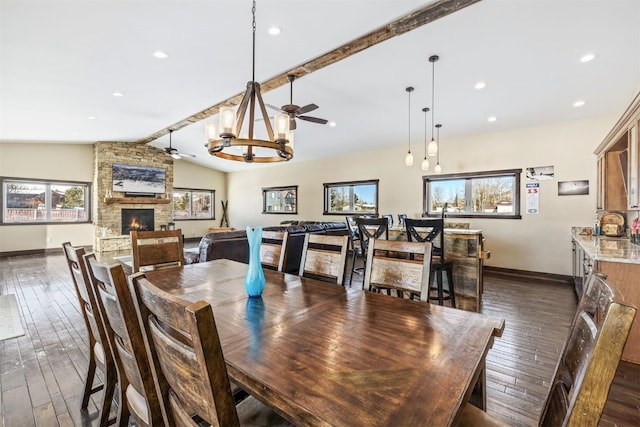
[93,142,174,252]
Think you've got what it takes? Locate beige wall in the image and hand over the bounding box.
[0,142,227,252]
[227,115,616,276]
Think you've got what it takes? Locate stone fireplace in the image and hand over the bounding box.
[92,142,174,252]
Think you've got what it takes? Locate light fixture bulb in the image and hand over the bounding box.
[219,107,236,137]
[205,122,218,141]
[421,157,429,171]
[434,163,442,174]
[428,138,438,157]
[274,113,290,140]
[405,151,414,166]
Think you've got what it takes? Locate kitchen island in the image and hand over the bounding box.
[572,231,640,364]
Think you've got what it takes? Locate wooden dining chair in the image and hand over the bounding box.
[405,217,456,307]
[299,233,350,285]
[260,230,288,272]
[130,229,185,273]
[458,272,636,427]
[61,242,117,426]
[362,238,432,301]
[84,254,165,427]
[129,272,293,427]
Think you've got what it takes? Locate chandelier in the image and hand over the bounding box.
[206,0,293,163]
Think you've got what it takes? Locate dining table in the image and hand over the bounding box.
[140,258,504,427]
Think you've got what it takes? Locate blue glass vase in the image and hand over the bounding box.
[245,226,265,297]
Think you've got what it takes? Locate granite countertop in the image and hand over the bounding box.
[572,230,640,264]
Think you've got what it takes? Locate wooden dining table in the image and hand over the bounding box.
[141,258,504,427]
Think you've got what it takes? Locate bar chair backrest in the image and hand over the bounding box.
[299,233,350,285]
[260,230,289,272]
[362,239,432,300]
[355,217,389,257]
[130,229,185,273]
[458,272,636,427]
[84,254,165,427]
[61,242,117,426]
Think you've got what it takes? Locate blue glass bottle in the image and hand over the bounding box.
[245,226,265,297]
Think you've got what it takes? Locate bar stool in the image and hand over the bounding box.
[404,217,456,307]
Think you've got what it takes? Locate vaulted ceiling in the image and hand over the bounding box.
[1,0,639,172]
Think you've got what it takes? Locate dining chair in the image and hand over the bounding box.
[129,272,293,427]
[405,217,456,307]
[458,272,636,427]
[260,230,289,272]
[299,233,350,285]
[382,214,393,228]
[353,217,389,288]
[84,254,165,427]
[362,238,432,300]
[61,242,117,426]
[130,229,185,273]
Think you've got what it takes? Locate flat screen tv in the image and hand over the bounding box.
[112,163,166,195]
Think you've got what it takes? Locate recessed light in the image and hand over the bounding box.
[580,53,596,63]
[474,81,486,90]
[573,100,586,107]
[152,50,169,59]
[88,115,97,120]
[487,116,497,122]
[112,91,124,97]
[268,26,281,35]
[329,121,337,127]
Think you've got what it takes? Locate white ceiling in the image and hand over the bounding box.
[1,0,639,173]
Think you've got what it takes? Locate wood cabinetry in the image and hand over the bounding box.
[595,92,640,210]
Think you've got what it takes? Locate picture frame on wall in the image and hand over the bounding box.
[558,180,589,196]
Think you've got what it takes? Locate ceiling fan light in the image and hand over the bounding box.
[405,151,414,166]
[219,106,236,137]
[421,157,429,171]
[428,138,438,156]
[287,130,295,149]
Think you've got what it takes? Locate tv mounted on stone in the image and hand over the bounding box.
[112,163,166,197]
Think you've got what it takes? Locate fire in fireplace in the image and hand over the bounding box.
[121,209,154,235]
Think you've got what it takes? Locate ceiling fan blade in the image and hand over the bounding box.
[299,115,328,125]
[266,103,285,113]
[296,103,319,115]
[179,152,196,158]
[289,117,297,130]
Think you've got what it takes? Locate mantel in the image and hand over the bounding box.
[104,197,171,205]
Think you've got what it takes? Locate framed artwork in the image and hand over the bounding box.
[558,180,589,196]
[263,186,297,214]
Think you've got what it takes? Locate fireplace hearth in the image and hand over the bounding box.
[121,208,154,234]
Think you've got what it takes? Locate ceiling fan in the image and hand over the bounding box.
[162,130,195,159]
[267,74,328,130]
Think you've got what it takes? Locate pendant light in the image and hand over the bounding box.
[405,86,414,166]
[427,55,439,157]
[434,123,442,174]
[421,107,430,171]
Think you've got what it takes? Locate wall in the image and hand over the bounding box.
[0,142,227,253]
[227,115,616,276]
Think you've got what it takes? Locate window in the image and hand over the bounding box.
[423,169,521,219]
[263,186,297,214]
[172,188,215,220]
[323,179,379,215]
[1,177,91,224]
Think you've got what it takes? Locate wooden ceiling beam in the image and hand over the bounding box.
[135,0,482,145]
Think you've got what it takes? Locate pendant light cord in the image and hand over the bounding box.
[406,86,414,152]
[431,59,435,141]
[252,0,256,83]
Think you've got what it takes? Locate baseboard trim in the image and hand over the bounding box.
[0,246,90,258]
[484,266,572,284]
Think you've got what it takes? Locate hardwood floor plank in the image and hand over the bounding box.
[2,385,35,427]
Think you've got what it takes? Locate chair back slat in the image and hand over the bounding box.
[299,234,349,285]
[85,254,165,426]
[260,230,288,272]
[130,273,240,427]
[540,273,636,427]
[131,229,185,273]
[363,238,432,300]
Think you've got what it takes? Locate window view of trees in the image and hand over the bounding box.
[424,169,521,218]
[324,180,378,215]
[2,179,90,223]
[173,189,214,220]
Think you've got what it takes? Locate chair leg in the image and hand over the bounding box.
[437,270,445,306]
[446,267,456,308]
[81,344,98,408]
[98,361,117,426]
[349,251,357,287]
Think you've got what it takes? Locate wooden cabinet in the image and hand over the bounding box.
[595,92,640,210]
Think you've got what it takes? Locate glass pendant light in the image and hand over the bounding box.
[427,55,439,157]
[434,123,442,174]
[421,107,430,171]
[405,86,414,166]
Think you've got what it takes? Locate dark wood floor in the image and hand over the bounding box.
[1,252,638,426]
